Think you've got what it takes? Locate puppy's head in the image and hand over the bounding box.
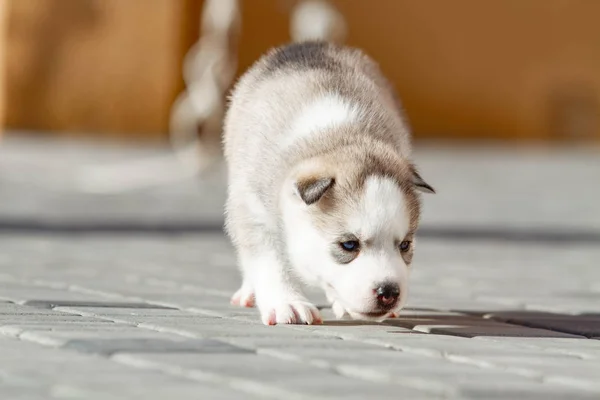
[281,153,434,320]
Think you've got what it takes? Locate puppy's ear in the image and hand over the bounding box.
[295,176,335,205]
[410,165,435,194]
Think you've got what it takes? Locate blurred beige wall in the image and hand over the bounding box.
[4,0,600,143]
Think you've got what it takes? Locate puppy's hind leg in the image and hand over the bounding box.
[230,281,255,308]
[225,197,257,308]
[228,243,256,308]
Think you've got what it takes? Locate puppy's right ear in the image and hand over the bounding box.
[295,176,335,205]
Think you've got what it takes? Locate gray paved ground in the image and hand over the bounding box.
[1,134,600,399]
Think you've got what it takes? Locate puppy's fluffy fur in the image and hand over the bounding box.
[224,41,433,325]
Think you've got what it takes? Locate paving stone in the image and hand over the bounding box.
[196,308,262,319]
[421,324,584,338]
[545,373,600,391]
[136,321,326,340]
[372,335,509,355]
[0,316,116,330]
[4,137,600,399]
[273,374,437,400]
[0,388,52,400]
[54,307,221,326]
[23,300,176,310]
[53,306,192,317]
[0,323,141,338]
[88,293,232,310]
[65,382,263,400]
[1,324,139,338]
[221,337,384,350]
[55,338,252,356]
[18,330,190,347]
[474,336,600,349]
[339,331,592,361]
[0,302,74,316]
[0,287,115,304]
[460,385,600,400]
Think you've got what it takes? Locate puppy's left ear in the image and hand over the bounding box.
[410,165,435,194]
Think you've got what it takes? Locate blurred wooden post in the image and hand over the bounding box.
[0,0,7,137]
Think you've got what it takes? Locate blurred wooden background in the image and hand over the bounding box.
[4,0,600,142]
[0,0,7,134]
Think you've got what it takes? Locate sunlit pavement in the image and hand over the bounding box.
[1,135,599,399]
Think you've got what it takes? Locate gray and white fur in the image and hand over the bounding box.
[223,41,434,325]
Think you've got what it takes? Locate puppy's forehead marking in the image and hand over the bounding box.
[263,41,340,75]
[286,94,359,147]
[348,175,409,241]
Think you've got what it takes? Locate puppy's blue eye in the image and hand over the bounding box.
[340,240,359,252]
[399,240,411,252]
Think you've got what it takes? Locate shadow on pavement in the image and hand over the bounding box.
[320,308,599,338]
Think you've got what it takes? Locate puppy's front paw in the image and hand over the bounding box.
[230,285,255,308]
[259,299,322,325]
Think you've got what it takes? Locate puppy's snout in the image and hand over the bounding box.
[375,282,400,309]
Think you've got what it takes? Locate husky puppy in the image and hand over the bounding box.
[224,41,434,325]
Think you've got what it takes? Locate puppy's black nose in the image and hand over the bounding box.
[375,282,400,309]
